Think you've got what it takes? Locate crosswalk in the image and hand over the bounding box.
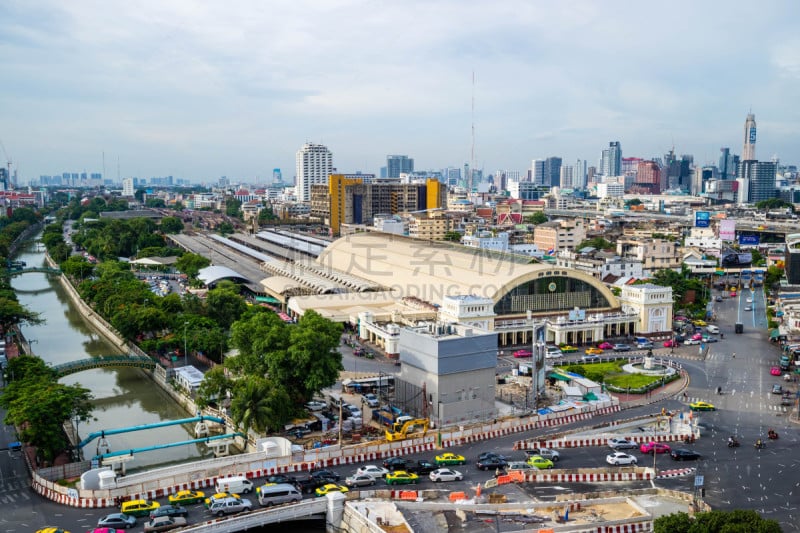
[682,396,792,413]
[0,479,33,505]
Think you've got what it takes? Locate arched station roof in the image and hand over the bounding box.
[317,233,619,316]
[197,265,251,286]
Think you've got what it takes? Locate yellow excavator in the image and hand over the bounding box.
[385,418,430,442]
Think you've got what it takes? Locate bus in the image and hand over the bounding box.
[754,269,765,286]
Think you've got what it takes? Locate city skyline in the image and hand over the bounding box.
[1,1,799,183]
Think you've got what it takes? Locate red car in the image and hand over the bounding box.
[513,349,532,358]
[770,366,782,376]
[663,340,679,348]
[598,342,614,350]
[640,442,671,454]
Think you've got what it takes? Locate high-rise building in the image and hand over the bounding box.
[635,161,662,194]
[559,165,574,189]
[738,160,776,203]
[601,142,622,177]
[122,177,134,197]
[544,157,562,187]
[742,113,757,161]
[273,168,283,183]
[387,155,414,178]
[719,148,738,180]
[530,159,546,184]
[295,142,333,203]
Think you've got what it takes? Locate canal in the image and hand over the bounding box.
[11,235,212,470]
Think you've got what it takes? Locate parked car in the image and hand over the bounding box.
[608,438,638,450]
[772,384,783,394]
[143,517,187,533]
[640,442,671,454]
[670,449,701,461]
[363,393,379,408]
[770,366,782,376]
[429,468,464,482]
[606,452,638,465]
[97,514,136,529]
[612,344,631,352]
[305,400,327,411]
[513,349,532,358]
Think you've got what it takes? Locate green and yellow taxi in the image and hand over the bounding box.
[689,401,716,411]
[434,452,466,466]
[525,455,554,470]
[120,499,160,517]
[384,470,419,485]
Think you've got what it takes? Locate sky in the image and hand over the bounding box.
[1,0,799,185]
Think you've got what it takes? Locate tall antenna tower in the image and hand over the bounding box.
[470,71,476,191]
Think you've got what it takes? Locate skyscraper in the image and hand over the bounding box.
[574,159,587,189]
[742,113,757,161]
[386,155,414,178]
[738,160,776,203]
[635,160,662,194]
[295,143,333,202]
[601,142,622,177]
[531,159,546,184]
[559,165,574,189]
[544,157,562,187]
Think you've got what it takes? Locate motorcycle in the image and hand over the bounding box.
[754,441,766,450]
[768,431,779,440]
[727,439,740,448]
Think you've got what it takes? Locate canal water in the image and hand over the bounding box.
[11,236,212,470]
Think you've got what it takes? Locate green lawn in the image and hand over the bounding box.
[565,361,625,374]
[604,373,664,389]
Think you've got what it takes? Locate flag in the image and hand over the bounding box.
[547,248,555,255]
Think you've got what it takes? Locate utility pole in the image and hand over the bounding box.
[338,398,343,446]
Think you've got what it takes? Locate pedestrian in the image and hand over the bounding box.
[683,391,687,401]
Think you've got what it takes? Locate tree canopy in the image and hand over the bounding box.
[654,510,781,533]
[524,212,548,225]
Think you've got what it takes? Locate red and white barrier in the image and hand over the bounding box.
[523,469,653,483]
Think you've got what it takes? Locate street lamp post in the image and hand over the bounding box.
[183,322,189,367]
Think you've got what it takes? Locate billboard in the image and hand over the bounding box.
[738,234,760,246]
[720,249,753,268]
[719,219,736,241]
[695,211,710,228]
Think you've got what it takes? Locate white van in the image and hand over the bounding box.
[706,325,719,334]
[215,475,254,494]
[256,483,302,507]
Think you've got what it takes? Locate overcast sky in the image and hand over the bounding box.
[1,0,799,184]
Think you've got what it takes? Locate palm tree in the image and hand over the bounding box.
[229,377,291,435]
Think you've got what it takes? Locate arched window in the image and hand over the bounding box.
[494,276,612,315]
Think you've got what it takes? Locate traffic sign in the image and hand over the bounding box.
[694,475,704,487]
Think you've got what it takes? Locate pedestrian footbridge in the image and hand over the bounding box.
[5,266,61,276]
[179,498,329,533]
[52,355,157,377]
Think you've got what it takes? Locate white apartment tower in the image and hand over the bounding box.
[295,143,333,202]
[742,113,757,161]
[122,177,134,197]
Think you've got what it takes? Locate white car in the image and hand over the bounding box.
[356,465,389,479]
[607,438,638,450]
[545,348,562,359]
[606,452,638,466]
[746,297,753,303]
[305,401,326,411]
[683,338,701,345]
[429,468,463,482]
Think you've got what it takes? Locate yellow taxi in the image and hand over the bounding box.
[434,452,466,465]
[585,347,603,355]
[314,483,349,497]
[168,490,205,505]
[385,470,419,485]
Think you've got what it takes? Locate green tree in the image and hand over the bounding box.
[442,231,462,242]
[280,310,343,403]
[0,356,94,463]
[229,376,292,435]
[655,510,781,533]
[217,221,234,236]
[765,265,783,288]
[258,205,278,224]
[175,253,211,278]
[145,198,166,208]
[49,242,72,263]
[160,216,184,234]
[206,283,247,330]
[134,189,146,202]
[196,366,232,409]
[0,296,44,333]
[625,199,643,206]
[524,212,548,225]
[577,237,614,251]
[60,255,95,281]
[225,197,243,218]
